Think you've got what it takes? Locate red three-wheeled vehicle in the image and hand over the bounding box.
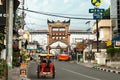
[37,54,55,79]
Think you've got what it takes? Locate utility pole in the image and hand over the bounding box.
[96,19,99,52]
[5,0,8,79]
[7,1,13,80]
[21,0,25,29]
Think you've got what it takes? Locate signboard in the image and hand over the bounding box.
[93,13,101,19]
[91,0,102,7]
[89,7,104,19]
[27,44,37,50]
[18,28,24,36]
[115,41,120,46]
[20,63,27,77]
[89,8,104,13]
[106,40,112,46]
[89,9,95,13]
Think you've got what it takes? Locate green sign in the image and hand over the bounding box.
[89,8,104,13]
[89,9,95,13]
[89,8,104,19]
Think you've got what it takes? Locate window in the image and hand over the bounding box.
[117,0,119,5]
[118,10,120,14]
[59,28,65,31]
[52,28,58,31]
[118,20,120,24]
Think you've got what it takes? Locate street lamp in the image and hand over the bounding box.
[86,21,91,40]
[85,21,91,62]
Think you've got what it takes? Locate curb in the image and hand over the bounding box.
[70,61,120,74]
[94,67,120,74]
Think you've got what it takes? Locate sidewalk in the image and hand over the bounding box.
[70,61,120,74]
[8,67,20,80]
[79,62,120,74]
[8,67,30,80]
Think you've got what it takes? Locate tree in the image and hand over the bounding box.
[102,7,110,19]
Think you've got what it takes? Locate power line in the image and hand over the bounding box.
[18,8,120,20]
[18,8,94,20]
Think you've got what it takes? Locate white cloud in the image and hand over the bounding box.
[64,0,69,3]
[104,0,110,5]
[24,0,110,30]
[100,0,110,8]
[43,0,49,7]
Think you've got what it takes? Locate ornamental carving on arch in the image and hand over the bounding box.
[47,20,70,49]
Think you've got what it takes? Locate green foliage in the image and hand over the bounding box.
[12,51,20,66]
[107,47,115,57]
[0,59,6,76]
[0,29,5,52]
[0,33,5,41]
[60,49,63,54]
[0,44,5,53]
[0,27,5,34]
[15,10,26,27]
[15,14,22,26]
[102,7,110,19]
[107,47,120,61]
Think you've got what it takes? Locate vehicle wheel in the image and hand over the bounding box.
[37,65,41,78]
[52,66,55,78]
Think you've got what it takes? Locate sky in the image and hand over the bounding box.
[19,0,110,31]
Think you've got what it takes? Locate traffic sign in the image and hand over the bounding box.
[106,40,112,46]
[18,28,24,36]
[89,7,104,19]
[89,8,104,13]
[93,13,101,19]
[96,8,104,13]
[91,0,102,7]
[89,9,95,13]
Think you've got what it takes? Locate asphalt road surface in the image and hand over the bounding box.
[27,60,120,80]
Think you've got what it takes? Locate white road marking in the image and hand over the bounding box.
[62,68,101,80]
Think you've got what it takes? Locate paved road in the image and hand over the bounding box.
[27,60,120,80]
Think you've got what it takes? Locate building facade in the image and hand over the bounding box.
[92,20,112,41]
[92,20,111,52]
[30,30,48,50]
[110,0,120,37]
[47,20,70,53]
[30,30,94,50]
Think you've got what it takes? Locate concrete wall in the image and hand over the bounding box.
[107,62,120,69]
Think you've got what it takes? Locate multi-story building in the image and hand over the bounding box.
[110,0,120,37]
[92,20,111,52]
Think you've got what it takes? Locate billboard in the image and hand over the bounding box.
[27,44,37,50]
